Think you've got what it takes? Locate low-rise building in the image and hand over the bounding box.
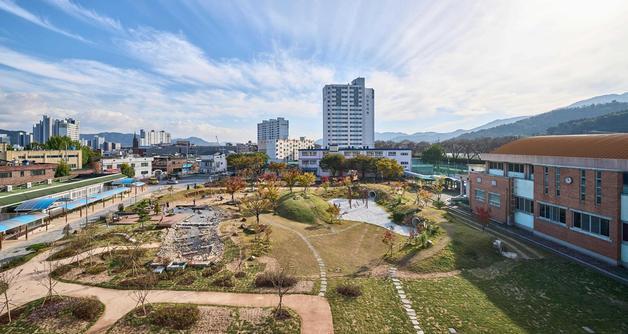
[100,156,153,178]
[298,147,412,177]
[468,134,628,267]
[266,137,315,161]
[0,163,56,189]
[199,153,227,174]
[152,156,188,177]
[0,143,82,169]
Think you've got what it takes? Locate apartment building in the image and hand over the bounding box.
[468,134,628,266]
[323,77,375,148]
[139,129,171,146]
[299,147,411,177]
[101,156,153,178]
[0,143,82,169]
[266,137,315,161]
[257,117,289,151]
[0,163,56,188]
[32,115,80,143]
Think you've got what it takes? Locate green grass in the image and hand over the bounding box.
[111,303,301,334]
[404,258,628,333]
[275,192,331,224]
[327,277,415,334]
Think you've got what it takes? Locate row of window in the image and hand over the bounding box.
[0,169,50,178]
[474,189,501,207]
[539,203,567,224]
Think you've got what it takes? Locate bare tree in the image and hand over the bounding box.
[130,274,155,317]
[270,267,297,319]
[0,267,23,323]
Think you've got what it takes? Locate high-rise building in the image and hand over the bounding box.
[32,115,52,144]
[139,129,171,146]
[323,77,374,148]
[53,118,80,141]
[16,132,32,148]
[257,117,289,152]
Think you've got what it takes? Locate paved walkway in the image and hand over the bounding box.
[389,266,423,334]
[2,245,334,334]
[265,221,329,297]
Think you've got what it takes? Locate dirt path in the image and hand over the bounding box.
[2,245,334,334]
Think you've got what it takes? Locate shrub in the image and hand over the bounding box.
[149,304,199,330]
[433,199,446,209]
[26,243,49,252]
[51,265,73,277]
[118,273,157,288]
[176,272,197,286]
[70,297,102,321]
[84,263,107,275]
[201,263,223,278]
[254,271,297,288]
[335,283,362,297]
[212,271,234,287]
[234,271,246,279]
[47,247,76,261]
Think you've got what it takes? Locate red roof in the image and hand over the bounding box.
[491,134,628,160]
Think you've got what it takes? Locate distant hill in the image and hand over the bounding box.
[456,101,628,140]
[80,132,134,146]
[567,92,628,108]
[172,136,217,146]
[375,116,528,143]
[546,109,628,135]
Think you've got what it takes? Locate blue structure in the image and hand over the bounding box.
[14,198,58,212]
[0,213,47,233]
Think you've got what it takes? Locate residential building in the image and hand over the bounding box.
[100,156,153,178]
[16,132,32,148]
[139,129,171,146]
[0,135,8,144]
[323,77,375,148]
[152,156,188,177]
[257,117,289,151]
[468,134,628,267]
[298,147,411,177]
[103,142,122,152]
[199,153,227,174]
[0,163,56,189]
[53,118,80,141]
[90,135,105,150]
[267,137,315,161]
[32,115,52,144]
[0,143,82,169]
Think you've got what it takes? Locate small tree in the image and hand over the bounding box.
[433,178,445,201]
[375,158,404,181]
[416,188,432,208]
[476,206,491,232]
[382,230,396,257]
[259,182,280,213]
[0,267,23,323]
[321,178,331,195]
[268,162,287,177]
[282,169,300,193]
[131,273,156,316]
[134,200,150,229]
[326,203,341,224]
[296,172,316,196]
[120,163,135,178]
[153,201,162,216]
[240,192,272,240]
[319,153,345,177]
[224,176,246,203]
[342,177,353,208]
[55,160,70,177]
[269,267,297,319]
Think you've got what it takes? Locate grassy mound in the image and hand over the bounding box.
[276,192,331,224]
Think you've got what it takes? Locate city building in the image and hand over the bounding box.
[16,132,32,148]
[0,143,82,169]
[89,135,105,150]
[103,142,122,152]
[0,162,57,190]
[257,117,289,151]
[0,135,9,144]
[32,115,52,144]
[100,156,153,178]
[323,77,375,148]
[152,156,188,177]
[467,134,628,267]
[139,129,171,146]
[299,146,412,177]
[53,118,80,141]
[199,153,227,174]
[267,137,315,161]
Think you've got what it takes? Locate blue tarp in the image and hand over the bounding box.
[111,178,136,185]
[0,213,47,233]
[14,198,58,212]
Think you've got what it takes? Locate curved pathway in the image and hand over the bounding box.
[1,245,334,334]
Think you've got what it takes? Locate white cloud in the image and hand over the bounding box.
[0,0,88,42]
[44,0,122,31]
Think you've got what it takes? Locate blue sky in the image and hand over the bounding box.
[1,0,628,142]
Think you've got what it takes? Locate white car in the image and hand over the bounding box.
[166,179,178,184]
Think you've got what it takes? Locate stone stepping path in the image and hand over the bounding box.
[389,266,423,334]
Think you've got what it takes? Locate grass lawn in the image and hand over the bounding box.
[327,277,415,334]
[275,192,331,224]
[0,296,104,334]
[110,303,301,334]
[404,258,628,333]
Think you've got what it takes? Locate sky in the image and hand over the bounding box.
[1,0,628,142]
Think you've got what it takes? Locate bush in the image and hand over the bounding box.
[47,247,76,261]
[254,271,297,288]
[51,265,73,277]
[201,263,223,277]
[84,263,107,275]
[335,283,362,298]
[433,199,446,209]
[119,273,157,288]
[149,304,199,330]
[70,297,102,321]
[26,243,49,252]
[176,272,197,286]
[212,271,234,287]
[234,271,246,279]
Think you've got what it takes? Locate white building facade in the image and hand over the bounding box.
[53,118,80,141]
[139,129,171,146]
[299,147,411,177]
[199,153,227,174]
[266,137,315,162]
[101,156,154,178]
[323,77,374,149]
[257,117,289,151]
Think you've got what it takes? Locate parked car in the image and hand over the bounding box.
[148,177,159,185]
[167,179,178,184]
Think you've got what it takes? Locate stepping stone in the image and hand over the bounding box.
[401,298,411,305]
[414,325,421,330]
[411,320,419,326]
[418,330,425,334]
[448,328,457,334]
[409,315,417,320]
[318,292,325,297]
[582,327,595,334]
[399,294,406,299]
[392,278,400,283]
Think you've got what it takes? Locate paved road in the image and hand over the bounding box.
[3,245,334,334]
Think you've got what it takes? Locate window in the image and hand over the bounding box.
[508,163,524,173]
[573,211,610,238]
[623,222,628,243]
[543,167,549,194]
[539,203,566,224]
[489,162,503,170]
[514,196,534,214]
[475,189,485,202]
[580,170,586,201]
[141,163,149,167]
[0,172,11,178]
[595,171,602,205]
[400,152,409,156]
[488,193,500,207]
[555,167,561,197]
[31,169,46,176]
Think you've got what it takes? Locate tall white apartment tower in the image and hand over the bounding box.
[323,77,374,148]
[257,117,289,151]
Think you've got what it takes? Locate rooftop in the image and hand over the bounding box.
[491,134,628,160]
